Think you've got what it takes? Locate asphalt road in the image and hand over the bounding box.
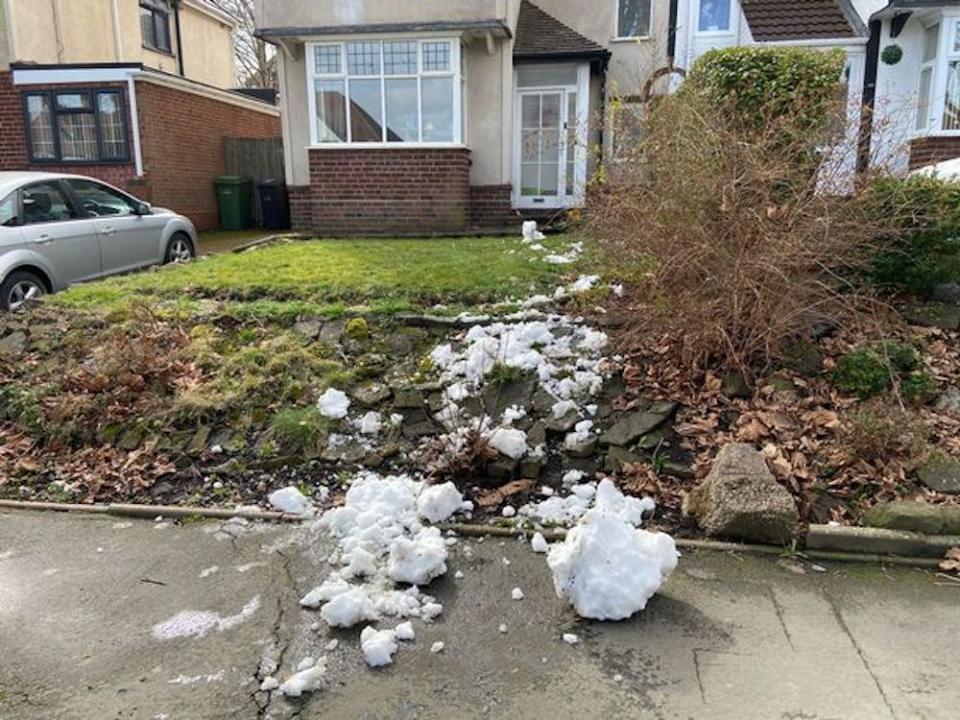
[1,509,957,720]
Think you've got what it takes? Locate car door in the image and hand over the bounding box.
[17,181,101,285]
[66,179,166,274]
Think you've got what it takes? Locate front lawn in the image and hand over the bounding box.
[54,235,574,317]
[0,233,588,507]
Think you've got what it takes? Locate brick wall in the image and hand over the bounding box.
[469,184,518,230]
[0,71,28,169]
[297,148,471,235]
[136,80,280,231]
[0,72,141,193]
[908,136,960,171]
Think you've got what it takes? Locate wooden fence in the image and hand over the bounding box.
[224,137,284,184]
[224,137,285,225]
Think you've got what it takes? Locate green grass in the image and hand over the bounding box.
[53,235,575,314]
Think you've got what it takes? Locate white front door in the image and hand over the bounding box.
[514,82,587,209]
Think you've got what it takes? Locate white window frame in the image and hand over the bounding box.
[916,20,942,133]
[511,63,590,210]
[933,14,960,135]
[613,0,653,41]
[693,0,735,37]
[305,35,463,148]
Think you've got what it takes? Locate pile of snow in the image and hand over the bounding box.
[488,427,528,459]
[427,315,609,433]
[268,486,315,516]
[300,473,466,630]
[546,479,677,620]
[318,388,351,419]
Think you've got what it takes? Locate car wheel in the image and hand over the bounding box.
[1,270,46,311]
[164,234,195,264]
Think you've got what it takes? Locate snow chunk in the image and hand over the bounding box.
[395,621,416,641]
[562,633,579,645]
[430,641,445,654]
[319,587,378,628]
[279,658,327,697]
[259,677,279,692]
[531,532,549,553]
[387,528,448,585]
[318,388,350,419]
[488,427,528,459]
[359,411,382,435]
[547,479,677,620]
[522,220,546,242]
[416,482,464,523]
[268,486,314,516]
[502,505,517,518]
[360,627,398,668]
[511,587,524,601]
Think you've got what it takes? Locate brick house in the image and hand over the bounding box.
[0,0,281,230]
[255,0,880,235]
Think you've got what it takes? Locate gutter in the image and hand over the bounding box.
[173,0,186,76]
[857,19,882,174]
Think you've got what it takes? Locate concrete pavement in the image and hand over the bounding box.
[0,509,957,720]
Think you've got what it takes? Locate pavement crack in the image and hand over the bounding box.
[768,586,795,651]
[826,593,897,719]
[692,648,707,705]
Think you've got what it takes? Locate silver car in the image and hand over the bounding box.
[0,171,198,310]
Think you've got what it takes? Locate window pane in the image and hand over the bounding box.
[0,192,17,227]
[618,0,650,37]
[923,24,940,64]
[59,113,98,161]
[69,180,137,216]
[22,182,77,224]
[541,94,561,129]
[385,78,418,142]
[26,95,55,160]
[315,79,347,142]
[349,78,383,142]
[540,163,559,196]
[347,42,380,76]
[422,41,451,72]
[521,95,540,128]
[954,20,960,53]
[421,77,453,142]
[698,0,731,32]
[315,45,342,74]
[917,67,933,130]
[56,93,92,111]
[384,41,417,75]
[517,65,578,87]
[97,93,127,159]
[140,7,154,47]
[521,164,539,196]
[944,61,960,131]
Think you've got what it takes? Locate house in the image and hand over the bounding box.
[863,1,960,173]
[0,0,281,230]
[254,0,890,236]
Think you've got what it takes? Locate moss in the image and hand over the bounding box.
[269,406,330,456]
[902,370,937,404]
[833,348,893,399]
[345,317,370,340]
[488,363,525,386]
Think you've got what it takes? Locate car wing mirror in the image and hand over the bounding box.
[135,201,152,216]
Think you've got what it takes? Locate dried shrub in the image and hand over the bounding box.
[420,427,497,484]
[591,47,899,378]
[841,401,928,465]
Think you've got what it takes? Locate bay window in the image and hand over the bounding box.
[307,38,462,146]
[23,89,129,163]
